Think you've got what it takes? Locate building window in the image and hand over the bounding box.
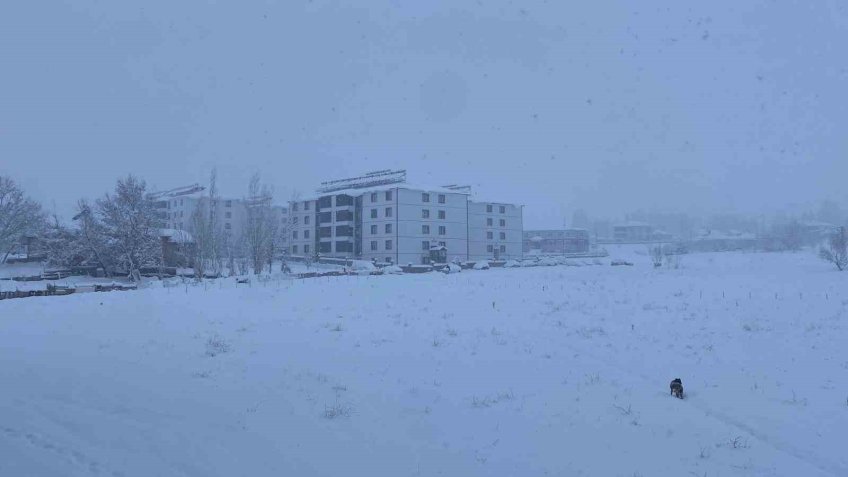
[385,257,392,263]
[371,240,378,251]
[335,241,352,252]
[499,205,506,214]
[304,215,310,225]
[422,209,430,219]
[292,245,298,254]
[487,231,493,239]
[335,195,353,206]
[319,227,332,238]
[385,240,392,250]
[319,242,331,253]
[318,196,332,208]
[385,191,392,201]
[438,210,445,220]
[385,207,392,217]
[499,232,506,240]
[385,223,392,234]
[225,200,233,208]
[438,226,446,235]
[438,194,445,204]
[336,225,352,237]
[487,244,493,253]
[486,204,492,213]
[224,211,232,219]
[304,230,310,239]
[304,201,310,210]
[438,241,446,247]
[422,225,430,234]
[499,219,506,227]
[292,216,298,225]
[422,240,430,250]
[304,244,310,254]
[500,245,506,253]
[292,230,298,239]
[318,212,332,224]
[370,209,377,219]
[371,192,377,202]
[487,218,493,226]
[369,224,377,235]
[224,223,231,230]
[336,210,353,221]
[292,202,297,212]
[422,193,430,203]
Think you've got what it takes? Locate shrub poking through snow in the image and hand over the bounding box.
[205,335,231,357]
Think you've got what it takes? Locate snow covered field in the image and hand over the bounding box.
[1,251,847,476]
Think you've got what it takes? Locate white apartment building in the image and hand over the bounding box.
[287,170,523,264]
[149,184,288,243]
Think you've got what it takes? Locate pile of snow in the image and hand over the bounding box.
[502,260,521,268]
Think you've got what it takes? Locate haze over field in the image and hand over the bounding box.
[3,1,848,226]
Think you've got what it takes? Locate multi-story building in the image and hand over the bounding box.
[148,184,288,243]
[288,170,523,264]
[523,229,590,254]
[612,221,654,242]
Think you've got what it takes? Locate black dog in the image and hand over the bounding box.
[670,378,684,399]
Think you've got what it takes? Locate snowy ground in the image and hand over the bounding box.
[1,251,847,476]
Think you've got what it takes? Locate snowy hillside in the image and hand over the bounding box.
[1,251,847,476]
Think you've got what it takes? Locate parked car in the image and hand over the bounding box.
[473,260,490,270]
[503,260,521,268]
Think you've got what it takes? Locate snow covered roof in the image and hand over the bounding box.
[159,228,194,243]
[304,182,470,200]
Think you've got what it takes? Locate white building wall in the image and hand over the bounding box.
[468,201,523,261]
[360,188,399,263]
[395,188,468,265]
[289,199,317,256]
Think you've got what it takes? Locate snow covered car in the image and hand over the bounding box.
[383,265,404,275]
[503,260,521,268]
[537,258,557,267]
[349,260,378,275]
[442,263,461,274]
[520,259,538,267]
[610,259,634,266]
[473,260,490,270]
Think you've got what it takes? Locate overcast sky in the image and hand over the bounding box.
[2,0,847,227]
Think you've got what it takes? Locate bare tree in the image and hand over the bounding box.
[648,244,663,267]
[244,174,275,275]
[0,176,44,263]
[819,226,848,271]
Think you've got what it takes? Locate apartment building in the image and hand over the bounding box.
[149,184,288,242]
[288,170,523,264]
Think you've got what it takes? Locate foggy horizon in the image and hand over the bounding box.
[3,1,847,227]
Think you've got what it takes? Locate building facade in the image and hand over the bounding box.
[288,171,523,264]
[612,222,654,242]
[149,184,288,246]
[523,229,590,254]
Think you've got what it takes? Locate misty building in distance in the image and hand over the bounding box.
[288,170,523,264]
[523,229,590,255]
[148,183,289,244]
